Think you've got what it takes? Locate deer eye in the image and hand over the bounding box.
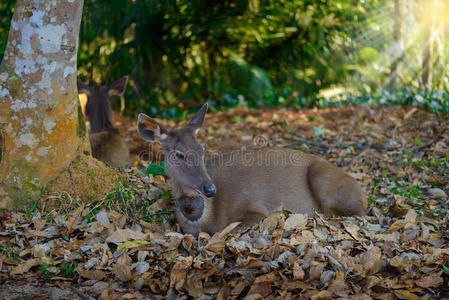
[175,151,185,160]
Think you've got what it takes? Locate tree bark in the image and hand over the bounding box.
[0,0,88,208]
[421,0,438,88]
[388,0,403,90]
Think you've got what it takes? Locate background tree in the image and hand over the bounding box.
[0,0,88,208]
[1,0,448,118]
[421,0,438,87]
[388,0,403,90]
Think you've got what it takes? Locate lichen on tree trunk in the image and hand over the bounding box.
[0,0,95,209]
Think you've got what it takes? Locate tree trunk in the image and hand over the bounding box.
[422,0,438,88]
[388,0,403,90]
[0,0,89,208]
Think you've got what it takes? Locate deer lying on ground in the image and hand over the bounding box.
[77,76,130,167]
[138,104,367,235]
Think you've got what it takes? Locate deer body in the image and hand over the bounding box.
[78,76,130,167]
[176,148,366,235]
[138,104,367,235]
[89,128,130,167]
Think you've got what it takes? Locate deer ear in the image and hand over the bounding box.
[187,103,208,135]
[108,76,128,96]
[77,80,91,97]
[138,113,168,142]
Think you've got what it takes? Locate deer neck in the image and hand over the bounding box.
[174,194,216,234]
[88,100,114,134]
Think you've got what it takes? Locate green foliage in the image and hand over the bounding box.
[143,210,175,225]
[307,87,449,114]
[1,0,448,116]
[234,116,243,123]
[0,0,14,60]
[368,150,449,217]
[25,200,37,219]
[443,265,449,276]
[40,264,51,280]
[59,262,77,277]
[73,0,399,116]
[0,243,19,260]
[144,161,167,176]
[102,176,134,214]
[96,174,174,225]
[359,47,380,62]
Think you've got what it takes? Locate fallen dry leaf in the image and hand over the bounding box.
[414,274,444,288]
[204,234,225,253]
[359,246,383,275]
[170,256,193,290]
[10,258,40,275]
[284,213,308,231]
[394,289,421,300]
[106,229,147,245]
[101,287,119,300]
[113,262,132,282]
[293,262,305,280]
[77,270,106,280]
[245,281,272,299]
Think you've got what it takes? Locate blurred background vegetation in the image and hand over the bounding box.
[1,0,449,118]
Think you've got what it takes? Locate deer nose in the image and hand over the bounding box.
[202,184,216,197]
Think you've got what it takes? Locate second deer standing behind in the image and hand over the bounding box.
[77,76,130,167]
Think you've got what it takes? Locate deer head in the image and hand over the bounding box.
[77,76,128,134]
[137,104,216,198]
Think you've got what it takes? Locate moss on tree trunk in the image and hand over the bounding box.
[47,153,118,203]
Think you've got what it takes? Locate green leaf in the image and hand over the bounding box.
[146,161,166,176]
[414,138,424,147]
[359,47,379,61]
[443,265,449,276]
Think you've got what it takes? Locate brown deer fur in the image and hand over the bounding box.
[138,104,367,235]
[77,76,130,167]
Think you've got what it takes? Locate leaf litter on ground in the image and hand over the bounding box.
[0,105,448,299]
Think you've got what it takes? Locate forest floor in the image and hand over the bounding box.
[0,105,449,300]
